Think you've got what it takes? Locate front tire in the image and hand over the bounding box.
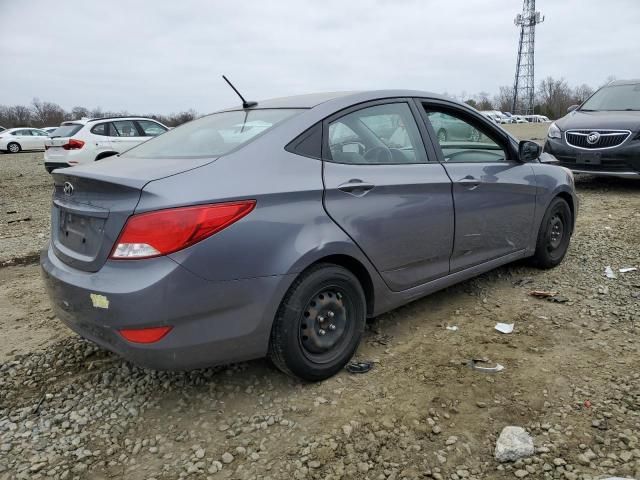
[529,197,572,269]
[7,142,21,153]
[268,264,366,381]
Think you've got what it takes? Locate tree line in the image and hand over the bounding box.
[0,76,615,128]
[0,99,198,129]
[452,76,615,119]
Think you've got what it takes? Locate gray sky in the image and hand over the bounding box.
[1,0,638,114]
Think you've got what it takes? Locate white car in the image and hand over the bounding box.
[511,115,529,123]
[42,127,58,134]
[44,117,169,173]
[0,128,50,153]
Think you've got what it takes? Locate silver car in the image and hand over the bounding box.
[41,90,577,381]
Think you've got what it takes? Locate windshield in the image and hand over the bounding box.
[123,109,303,159]
[51,124,83,138]
[581,84,640,111]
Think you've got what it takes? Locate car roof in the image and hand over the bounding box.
[61,116,164,126]
[608,79,640,86]
[221,89,452,111]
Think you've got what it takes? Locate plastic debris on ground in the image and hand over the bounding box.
[468,358,505,373]
[604,266,617,279]
[345,361,373,374]
[619,267,637,273]
[495,323,514,334]
[446,325,459,331]
[528,290,568,303]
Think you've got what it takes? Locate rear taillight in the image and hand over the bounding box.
[119,326,172,343]
[110,201,256,259]
[62,139,85,150]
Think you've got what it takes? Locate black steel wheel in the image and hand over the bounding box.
[529,197,573,269]
[269,264,366,381]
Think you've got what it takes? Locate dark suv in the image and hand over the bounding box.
[544,79,640,178]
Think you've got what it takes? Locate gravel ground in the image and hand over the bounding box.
[1,126,639,480]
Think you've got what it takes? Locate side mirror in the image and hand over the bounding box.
[567,104,579,113]
[518,140,541,162]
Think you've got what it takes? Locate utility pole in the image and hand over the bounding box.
[512,0,544,115]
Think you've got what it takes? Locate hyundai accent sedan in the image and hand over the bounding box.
[41,90,577,381]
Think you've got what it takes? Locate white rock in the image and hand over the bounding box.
[494,426,535,463]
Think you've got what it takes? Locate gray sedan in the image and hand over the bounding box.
[41,90,577,381]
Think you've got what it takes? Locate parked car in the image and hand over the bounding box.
[480,111,500,123]
[0,126,6,132]
[427,111,481,142]
[544,79,640,178]
[44,117,169,173]
[41,90,577,381]
[511,115,529,123]
[0,127,50,153]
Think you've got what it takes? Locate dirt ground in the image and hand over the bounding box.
[1,126,639,480]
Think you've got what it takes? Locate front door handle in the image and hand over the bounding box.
[337,179,375,196]
[457,176,480,190]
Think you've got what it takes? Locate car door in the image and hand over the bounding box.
[14,129,34,149]
[135,119,168,138]
[322,100,454,291]
[89,122,115,155]
[418,100,537,272]
[30,129,48,149]
[108,120,144,153]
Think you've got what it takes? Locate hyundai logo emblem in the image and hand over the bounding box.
[63,182,74,196]
[586,132,601,144]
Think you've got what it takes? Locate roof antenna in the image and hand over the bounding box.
[222,75,258,109]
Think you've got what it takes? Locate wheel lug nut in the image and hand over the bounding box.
[328,324,336,331]
[317,315,325,323]
[319,329,326,336]
[327,311,335,318]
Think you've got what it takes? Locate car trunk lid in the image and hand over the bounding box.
[50,156,216,272]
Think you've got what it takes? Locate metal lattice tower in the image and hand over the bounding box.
[511,0,544,115]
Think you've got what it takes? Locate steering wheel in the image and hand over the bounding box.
[363,145,393,163]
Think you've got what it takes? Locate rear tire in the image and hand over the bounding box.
[529,197,572,269]
[7,142,20,153]
[268,264,366,381]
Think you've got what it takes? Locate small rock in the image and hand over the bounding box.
[495,426,535,463]
[221,452,234,464]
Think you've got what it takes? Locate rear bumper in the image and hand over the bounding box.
[45,162,71,173]
[544,137,640,177]
[40,244,294,370]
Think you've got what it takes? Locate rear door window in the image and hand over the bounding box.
[111,120,139,137]
[326,102,428,164]
[136,120,168,136]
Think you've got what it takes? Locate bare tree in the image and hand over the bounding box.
[475,92,493,110]
[71,106,90,120]
[536,77,574,119]
[31,98,65,127]
[573,84,594,104]
[494,86,515,112]
[10,105,33,126]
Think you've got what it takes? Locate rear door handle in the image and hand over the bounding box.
[337,180,375,196]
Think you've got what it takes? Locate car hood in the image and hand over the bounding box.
[556,110,640,132]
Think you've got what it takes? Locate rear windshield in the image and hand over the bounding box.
[50,124,83,138]
[581,84,640,111]
[122,109,302,159]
